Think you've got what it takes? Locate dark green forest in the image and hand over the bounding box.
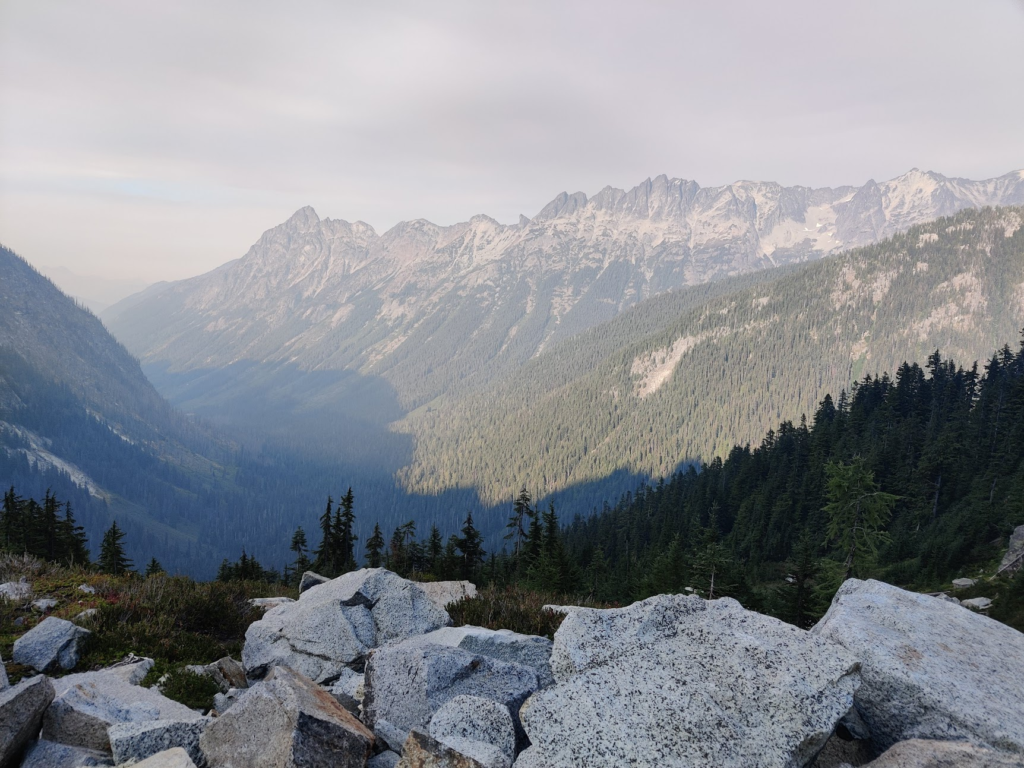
[561,335,1024,626]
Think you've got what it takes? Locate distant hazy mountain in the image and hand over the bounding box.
[400,207,1024,503]
[37,265,149,314]
[105,168,1024,418]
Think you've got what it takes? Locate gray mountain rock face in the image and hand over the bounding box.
[428,695,516,768]
[109,718,211,768]
[518,594,861,768]
[859,739,1024,768]
[812,579,1024,754]
[243,568,450,683]
[13,615,91,673]
[41,674,202,753]
[199,665,374,768]
[363,642,540,751]
[104,169,1024,418]
[0,675,55,768]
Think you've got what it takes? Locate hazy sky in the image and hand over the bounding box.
[2,0,1023,284]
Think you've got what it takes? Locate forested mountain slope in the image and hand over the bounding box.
[104,169,1024,431]
[400,207,1024,504]
[565,332,1024,631]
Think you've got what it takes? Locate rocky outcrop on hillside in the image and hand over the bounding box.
[3,569,1024,768]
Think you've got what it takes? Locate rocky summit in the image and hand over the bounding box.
[3,568,1024,767]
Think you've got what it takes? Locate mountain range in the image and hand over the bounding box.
[104,168,1024,420]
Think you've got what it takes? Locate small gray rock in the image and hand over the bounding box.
[109,717,211,767]
[248,596,295,610]
[78,584,96,594]
[0,649,7,690]
[42,674,202,753]
[74,608,99,624]
[185,656,247,693]
[397,729,496,768]
[212,688,245,715]
[19,738,114,767]
[32,597,58,612]
[298,570,330,593]
[325,667,363,716]
[13,616,91,673]
[962,596,993,611]
[0,577,31,601]
[0,675,56,767]
[199,665,374,768]
[368,751,401,768]
[429,695,515,768]
[132,748,199,768]
[813,578,1024,753]
[952,577,977,589]
[860,738,1024,767]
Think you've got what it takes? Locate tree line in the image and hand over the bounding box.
[1,487,154,576]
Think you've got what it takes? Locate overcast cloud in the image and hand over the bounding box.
[1,0,1023,283]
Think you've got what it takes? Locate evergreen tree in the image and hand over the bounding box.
[144,557,165,577]
[313,496,336,576]
[337,487,357,572]
[505,487,533,562]
[98,521,133,575]
[427,524,443,575]
[823,458,899,580]
[59,502,90,565]
[290,526,311,579]
[456,511,485,581]
[366,523,385,568]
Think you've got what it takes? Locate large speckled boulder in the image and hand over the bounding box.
[109,717,212,767]
[13,615,91,673]
[418,581,478,610]
[859,739,1024,767]
[199,665,374,768]
[517,594,861,768]
[405,626,554,688]
[812,579,1024,753]
[41,675,202,754]
[243,568,450,683]
[428,695,516,768]
[363,641,539,751]
[0,675,56,767]
[19,739,114,767]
